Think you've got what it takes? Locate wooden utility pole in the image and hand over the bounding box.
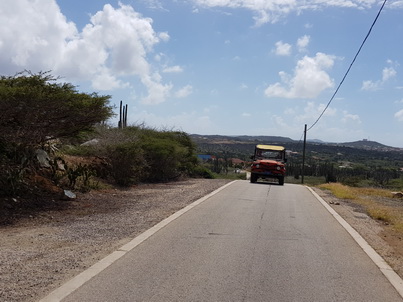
[301,124,307,184]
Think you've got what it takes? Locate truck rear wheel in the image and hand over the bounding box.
[250,173,258,183]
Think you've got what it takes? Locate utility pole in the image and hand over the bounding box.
[301,124,307,184]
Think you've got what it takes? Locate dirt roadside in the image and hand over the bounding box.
[311,187,403,278]
[0,180,402,302]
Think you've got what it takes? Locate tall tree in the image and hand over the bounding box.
[0,71,114,148]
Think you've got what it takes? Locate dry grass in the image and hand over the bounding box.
[318,183,403,232]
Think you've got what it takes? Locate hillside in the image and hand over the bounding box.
[190,134,403,167]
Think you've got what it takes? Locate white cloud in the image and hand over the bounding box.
[158,32,170,42]
[395,109,403,121]
[0,0,77,73]
[265,52,335,99]
[175,85,193,98]
[274,41,292,56]
[361,80,380,91]
[163,65,184,73]
[192,0,382,25]
[361,62,397,91]
[0,1,173,104]
[390,1,403,9]
[134,110,216,133]
[305,101,337,119]
[297,35,310,52]
[382,66,397,82]
[141,73,173,104]
[342,111,361,124]
[242,113,251,117]
[143,0,166,10]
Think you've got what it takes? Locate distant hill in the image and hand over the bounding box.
[190,134,403,165]
[190,134,401,152]
[330,140,398,151]
[190,134,294,145]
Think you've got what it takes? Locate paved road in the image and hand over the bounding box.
[60,181,402,301]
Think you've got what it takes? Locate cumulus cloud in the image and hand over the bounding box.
[0,0,77,73]
[265,52,335,99]
[342,111,361,124]
[163,65,184,73]
[0,1,173,104]
[382,66,397,82]
[274,41,292,56]
[301,101,337,121]
[361,62,397,91]
[192,0,382,25]
[395,109,403,121]
[175,85,193,98]
[297,35,310,52]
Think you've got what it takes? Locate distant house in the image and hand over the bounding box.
[231,158,246,165]
[197,155,216,161]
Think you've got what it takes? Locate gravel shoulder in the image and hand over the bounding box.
[1,180,402,302]
[0,179,232,302]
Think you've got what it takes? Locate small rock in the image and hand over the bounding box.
[391,192,403,198]
[35,149,51,168]
[61,190,76,200]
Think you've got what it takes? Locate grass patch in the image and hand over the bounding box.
[366,206,393,223]
[286,176,326,186]
[317,182,403,233]
[213,172,247,180]
[318,183,357,199]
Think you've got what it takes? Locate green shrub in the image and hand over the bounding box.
[189,165,215,179]
[107,142,146,186]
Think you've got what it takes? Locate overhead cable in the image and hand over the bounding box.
[307,0,388,132]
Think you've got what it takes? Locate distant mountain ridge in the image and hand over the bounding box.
[190,134,402,152]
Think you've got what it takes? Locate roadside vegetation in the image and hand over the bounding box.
[0,72,211,223]
[318,182,403,233]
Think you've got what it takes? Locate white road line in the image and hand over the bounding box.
[307,186,403,299]
[38,181,237,302]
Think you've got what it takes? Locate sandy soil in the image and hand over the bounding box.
[312,187,403,278]
[1,180,402,302]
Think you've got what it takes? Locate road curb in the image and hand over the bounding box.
[38,180,237,302]
[307,186,403,299]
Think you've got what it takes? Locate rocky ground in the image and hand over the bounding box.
[1,179,402,302]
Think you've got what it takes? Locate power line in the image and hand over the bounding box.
[307,0,387,132]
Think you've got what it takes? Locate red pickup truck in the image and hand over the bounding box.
[250,144,287,185]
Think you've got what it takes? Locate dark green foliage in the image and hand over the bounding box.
[0,71,114,148]
[0,71,113,197]
[138,130,199,182]
[70,126,203,186]
[188,165,215,179]
[191,135,403,188]
[107,142,146,186]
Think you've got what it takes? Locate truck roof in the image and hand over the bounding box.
[256,144,285,151]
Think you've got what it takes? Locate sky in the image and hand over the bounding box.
[1,0,403,148]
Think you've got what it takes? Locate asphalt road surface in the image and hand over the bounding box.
[57,181,402,301]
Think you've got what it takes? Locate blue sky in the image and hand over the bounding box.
[1,1,403,147]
